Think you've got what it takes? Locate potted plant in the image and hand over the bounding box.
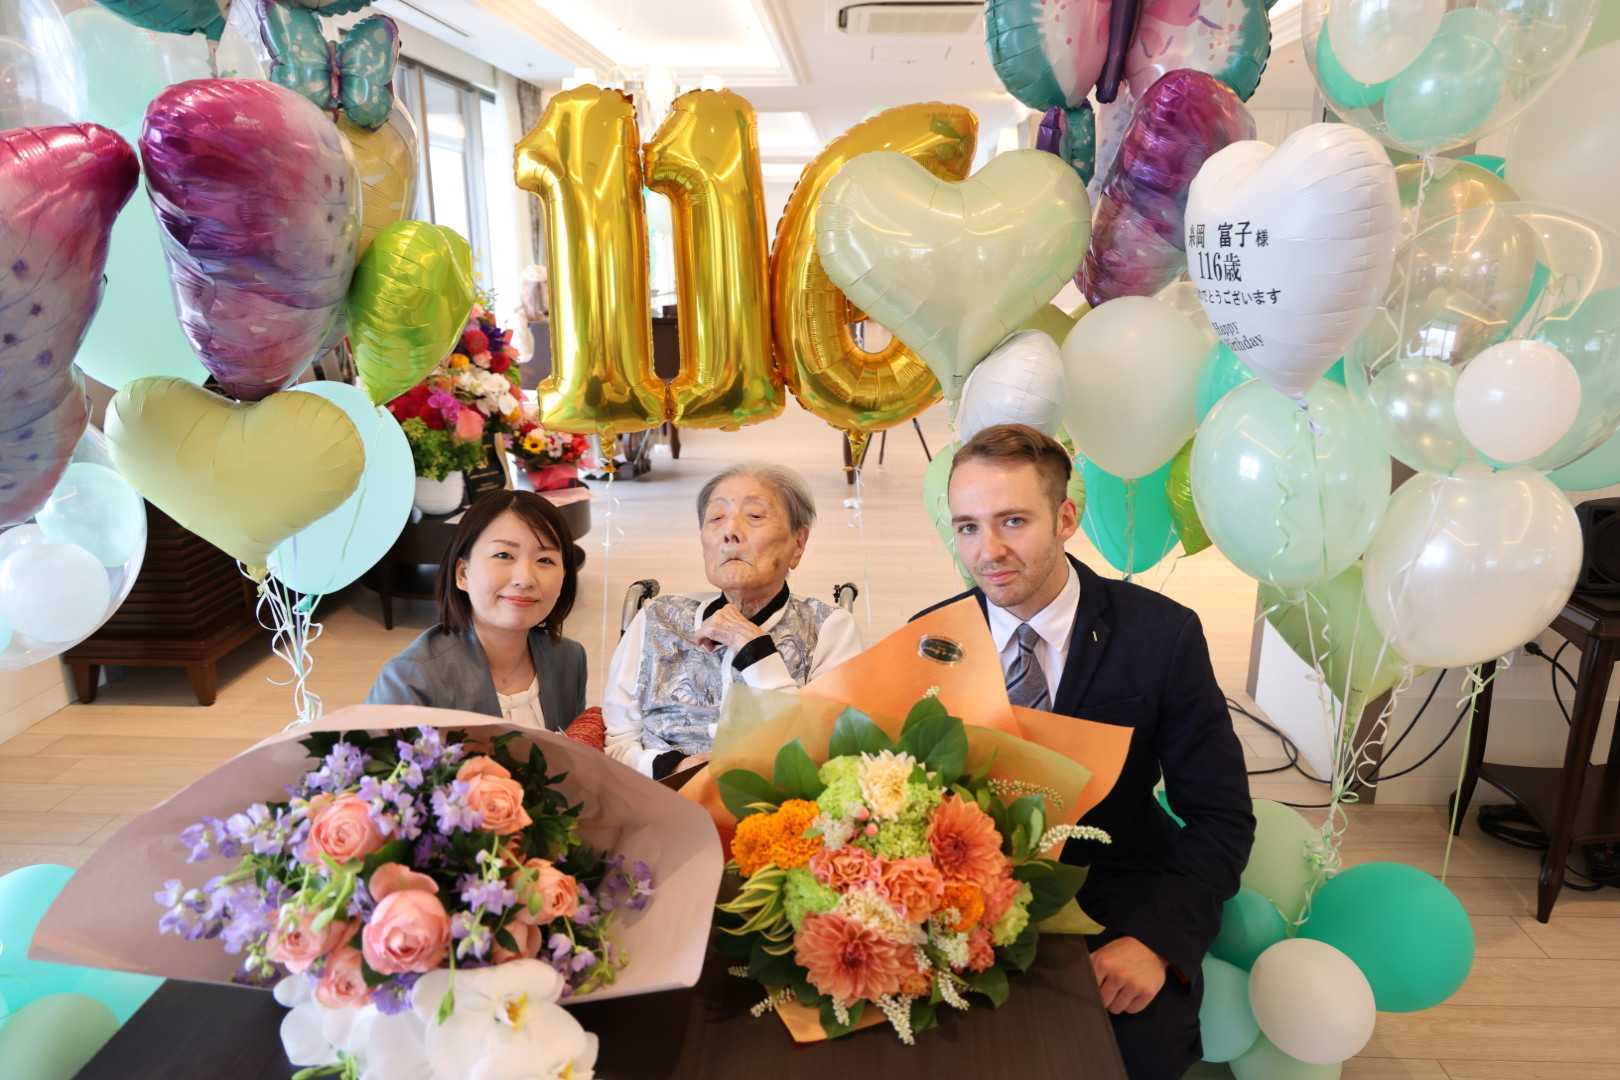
[389,386,489,515]
[510,412,591,491]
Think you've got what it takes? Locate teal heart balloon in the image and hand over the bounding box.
[1197,342,1344,423]
[267,382,413,595]
[1078,453,1177,575]
[1314,24,1390,110]
[96,0,225,39]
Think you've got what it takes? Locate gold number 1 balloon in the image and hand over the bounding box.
[770,104,978,451]
[645,90,782,430]
[515,87,665,438]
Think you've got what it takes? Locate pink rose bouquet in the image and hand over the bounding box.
[156,726,655,1021]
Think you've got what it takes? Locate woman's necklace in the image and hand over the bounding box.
[491,647,534,694]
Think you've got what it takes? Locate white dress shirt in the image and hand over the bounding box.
[602,593,864,776]
[986,563,1081,703]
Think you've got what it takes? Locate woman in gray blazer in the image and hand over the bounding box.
[367,490,587,731]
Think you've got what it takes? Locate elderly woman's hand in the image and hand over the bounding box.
[694,604,768,653]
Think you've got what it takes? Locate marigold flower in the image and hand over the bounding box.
[767,799,823,869]
[939,879,985,933]
[730,811,778,877]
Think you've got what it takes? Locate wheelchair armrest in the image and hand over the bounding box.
[833,582,858,612]
[620,579,661,638]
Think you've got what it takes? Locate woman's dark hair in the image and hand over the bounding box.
[436,490,579,641]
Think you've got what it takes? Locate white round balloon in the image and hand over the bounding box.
[0,541,110,642]
[1453,340,1581,464]
[1327,0,1447,84]
[1249,938,1377,1066]
[1363,466,1582,668]
[956,331,1065,443]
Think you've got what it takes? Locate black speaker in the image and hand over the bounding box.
[1576,497,1620,596]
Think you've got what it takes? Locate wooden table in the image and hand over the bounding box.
[78,938,1125,1079]
[1452,589,1620,921]
[363,489,592,630]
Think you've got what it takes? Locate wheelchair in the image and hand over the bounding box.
[619,580,859,638]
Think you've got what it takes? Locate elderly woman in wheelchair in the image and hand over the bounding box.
[601,463,863,779]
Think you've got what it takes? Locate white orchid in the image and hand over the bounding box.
[413,961,599,1080]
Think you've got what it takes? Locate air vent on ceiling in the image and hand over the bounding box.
[837,2,983,36]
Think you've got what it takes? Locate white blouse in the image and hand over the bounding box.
[496,676,546,731]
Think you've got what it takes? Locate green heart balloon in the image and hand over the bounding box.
[925,441,1084,587]
[1260,561,1418,723]
[348,220,476,406]
[1165,440,1210,556]
[816,149,1090,402]
[105,377,365,575]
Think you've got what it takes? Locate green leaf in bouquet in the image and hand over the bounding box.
[718,769,785,819]
[998,923,1039,973]
[904,694,948,727]
[360,956,388,989]
[747,937,800,987]
[910,997,939,1035]
[967,748,999,786]
[827,707,894,759]
[1007,796,1046,860]
[435,986,456,1024]
[1014,859,1091,922]
[898,710,968,784]
[819,998,865,1038]
[712,921,754,963]
[789,968,825,1007]
[495,927,520,955]
[772,739,825,801]
[965,966,1010,1008]
[1036,897,1105,936]
[360,839,410,881]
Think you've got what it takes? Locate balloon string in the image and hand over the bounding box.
[1441,658,1510,880]
[597,465,619,670]
[1123,478,1136,583]
[852,460,873,631]
[255,571,325,730]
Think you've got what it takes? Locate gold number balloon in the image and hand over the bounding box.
[515,87,665,438]
[644,90,782,430]
[339,99,419,260]
[770,104,978,454]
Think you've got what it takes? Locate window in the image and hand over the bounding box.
[396,60,493,286]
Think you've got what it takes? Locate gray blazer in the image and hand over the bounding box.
[365,626,587,732]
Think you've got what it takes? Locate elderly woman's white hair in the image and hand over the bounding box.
[695,464,817,534]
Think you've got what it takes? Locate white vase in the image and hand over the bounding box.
[414,471,464,516]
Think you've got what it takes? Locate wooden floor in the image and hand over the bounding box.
[2,402,1617,1075]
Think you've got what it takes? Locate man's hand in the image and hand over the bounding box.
[1090,936,1168,1015]
[695,605,767,653]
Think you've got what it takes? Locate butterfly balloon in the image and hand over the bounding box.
[252,0,400,130]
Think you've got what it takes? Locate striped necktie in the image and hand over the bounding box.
[1006,623,1051,712]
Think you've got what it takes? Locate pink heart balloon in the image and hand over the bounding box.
[141,80,360,401]
[0,124,139,525]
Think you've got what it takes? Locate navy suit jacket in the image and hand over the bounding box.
[915,555,1254,976]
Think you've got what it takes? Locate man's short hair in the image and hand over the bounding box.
[950,424,1072,509]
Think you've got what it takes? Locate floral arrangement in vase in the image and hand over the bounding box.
[713,694,1108,1044]
[155,726,654,1078]
[442,289,524,435]
[510,409,591,492]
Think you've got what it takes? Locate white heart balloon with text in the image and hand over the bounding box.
[1185,124,1400,402]
[816,149,1091,403]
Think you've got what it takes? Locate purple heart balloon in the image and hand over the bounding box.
[141,79,360,401]
[0,124,139,525]
[1078,69,1254,307]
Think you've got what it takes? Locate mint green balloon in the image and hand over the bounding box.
[64,5,210,392]
[1241,800,1319,925]
[1385,23,1505,152]
[924,441,975,588]
[1196,344,1341,423]
[1460,153,1507,179]
[1231,1035,1342,1080]
[1200,956,1261,1063]
[1315,24,1390,110]
[1299,862,1474,1013]
[1551,428,1620,491]
[1192,380,1389,590]
[1212,887,1288,972]
[36,463,145,568]
[267,382,413,596]
[0,993,119,1080]
[1078,453,1177,574]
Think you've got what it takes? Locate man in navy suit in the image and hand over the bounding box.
[917,424,1254,1078]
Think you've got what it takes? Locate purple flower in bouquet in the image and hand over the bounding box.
[310,742,367,793]
[432,779,483,834]
[458,875,516,916]
[451,911,492,961]
[372,972,421,1016]
[180,817,241,863]
[347,876,376,920]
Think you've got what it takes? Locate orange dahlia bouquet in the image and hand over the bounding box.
[697,598,1134,1045]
